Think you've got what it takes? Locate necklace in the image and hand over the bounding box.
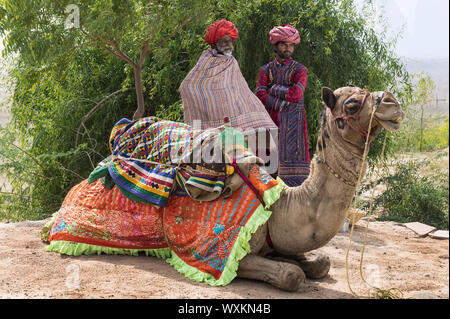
[314,154,356,187]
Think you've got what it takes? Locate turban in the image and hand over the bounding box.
[204,19,238,45]
[269,24,300,45]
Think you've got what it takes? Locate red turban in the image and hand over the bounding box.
[269,24,300,45]
[204,19,238,45]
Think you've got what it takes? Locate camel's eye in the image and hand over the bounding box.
[344,98,360,114]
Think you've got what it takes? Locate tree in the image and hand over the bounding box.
[0,0,413,221]
[411,73,436,152]
[1,0,208,119]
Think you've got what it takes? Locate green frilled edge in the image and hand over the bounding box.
[42,177,286,286]
[45,241,172,259]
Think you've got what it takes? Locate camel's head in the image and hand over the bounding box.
[320,86,405,148]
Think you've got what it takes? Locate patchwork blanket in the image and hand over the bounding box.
[89,116,254,208]
[43,164,285,286]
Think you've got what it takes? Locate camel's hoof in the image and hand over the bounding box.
[298,253,330,279]
[276,263,306,292]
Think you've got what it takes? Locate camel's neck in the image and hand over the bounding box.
[292,125,367,205]
[316,128,366,187]
[268,128,367,254]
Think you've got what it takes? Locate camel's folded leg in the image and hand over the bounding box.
[266,251,331,279]
[237,254,306,292]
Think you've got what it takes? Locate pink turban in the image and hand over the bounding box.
[269,24,300,45]
[204,19,239,45]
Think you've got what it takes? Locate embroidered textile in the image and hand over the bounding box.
[46,164,285,286]
[89,116,249,207]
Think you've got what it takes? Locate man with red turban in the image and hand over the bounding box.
[180,20,279,174]
[203,19,238,56]
[255,24,310,186]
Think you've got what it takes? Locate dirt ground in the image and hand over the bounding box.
[0,218,448,299]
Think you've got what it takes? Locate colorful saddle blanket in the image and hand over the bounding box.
[43,164,285,286]
[89,116,250,207]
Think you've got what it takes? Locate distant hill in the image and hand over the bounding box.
[402,57,449,116]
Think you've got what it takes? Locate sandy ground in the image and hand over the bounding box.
[0,218,448,299]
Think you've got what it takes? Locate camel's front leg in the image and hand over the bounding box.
[237,254,306,291]
[266,251,331,279]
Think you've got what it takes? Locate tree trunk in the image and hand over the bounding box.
[419,104,424,152]
[133,66,145,120]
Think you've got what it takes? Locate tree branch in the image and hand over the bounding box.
[101,35,137,68]
[79,27,124,60]
[10,143,45,171]
[79,27,137,67]
[138,40,150,67]
[147,14,193,56]
[75,87,134,147]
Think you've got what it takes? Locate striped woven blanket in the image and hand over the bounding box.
[180,48,278,132]
[88,116,256,207]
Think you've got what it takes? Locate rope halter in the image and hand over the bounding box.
[327,89,385,143]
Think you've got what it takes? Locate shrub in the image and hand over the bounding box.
[368,161,449,230]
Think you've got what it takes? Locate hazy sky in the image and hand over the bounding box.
[359,0,449,59]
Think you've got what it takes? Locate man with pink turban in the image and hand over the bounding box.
[255,24,310,186]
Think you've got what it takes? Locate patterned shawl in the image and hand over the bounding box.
[180,48,278,132]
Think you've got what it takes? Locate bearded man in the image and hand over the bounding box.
[255,24,310,186]
[179,19,278,172]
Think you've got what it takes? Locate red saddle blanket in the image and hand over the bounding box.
[45,164,285,286]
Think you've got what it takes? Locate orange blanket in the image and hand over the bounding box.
[45,164,285,286]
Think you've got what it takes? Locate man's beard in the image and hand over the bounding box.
[216,44,233,57]
[276,49,292,60]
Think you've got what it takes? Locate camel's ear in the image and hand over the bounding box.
[322,87,336,110]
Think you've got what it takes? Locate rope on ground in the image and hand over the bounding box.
[344,106,408,299]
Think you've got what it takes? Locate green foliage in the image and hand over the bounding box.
[422,118,449,151]
[0,0,412,221]
[364,161,449,230]
[392,73,443,152]
[0,126,88,221]
[393,116,449,152]
[411,73,436,107]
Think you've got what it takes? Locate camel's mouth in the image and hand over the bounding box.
[374,115,404,131]
[373,93,405,132]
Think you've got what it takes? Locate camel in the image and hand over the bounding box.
[43,86,404,292]
[235,86,405,291]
